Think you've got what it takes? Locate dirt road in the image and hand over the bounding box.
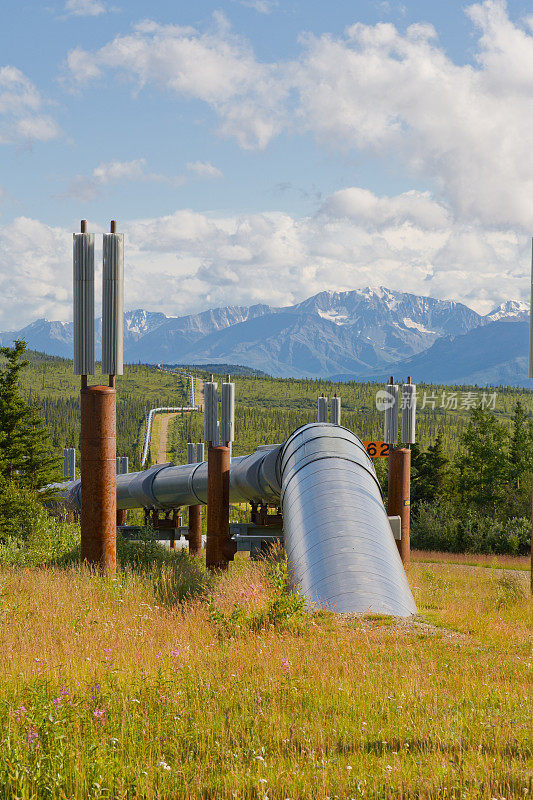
[155,413,177,464]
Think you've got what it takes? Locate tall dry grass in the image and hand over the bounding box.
[0,554,531,799]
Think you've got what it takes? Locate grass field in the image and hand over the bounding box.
[411,550,530,571]
[0,548,531,799]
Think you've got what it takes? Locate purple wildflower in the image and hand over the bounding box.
[52,697,61,708]
[14,706,27,722]
[281,657,292,672]
[93,708,106,721]
[26,728,39,745]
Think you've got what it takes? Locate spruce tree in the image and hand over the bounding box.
[0,341,58,488]
[412,433,449,508]
[456,406,509,516]
[508,401,532,489]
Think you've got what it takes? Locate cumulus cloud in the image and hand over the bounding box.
[0,187,527,330]
[63,0,107,17]
[293,5,533,229]
[64,16,289,149]
[63,1,533,229]
[0,66,61,145]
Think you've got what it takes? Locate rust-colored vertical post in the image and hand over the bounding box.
[388,447,411,566]
[116,508,127,527]
[80,385,117,572]
[188,504,202,556]
[206,445,235,570]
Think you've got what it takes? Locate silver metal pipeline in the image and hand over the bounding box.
[64,423,416,616]
[278,424,416,616]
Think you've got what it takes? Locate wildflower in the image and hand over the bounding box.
[14,706,27,721]
[52,697,61,708]
[158,760,171,771]
[93,708,106,721]
[170,648,180,658]
[26,728,39,745]
[103,648,113,662]
[281,657,292,672]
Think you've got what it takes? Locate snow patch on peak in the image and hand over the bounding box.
[402,317,436,335]
[317,309,349,324]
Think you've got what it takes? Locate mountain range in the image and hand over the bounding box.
[0,287,530,387]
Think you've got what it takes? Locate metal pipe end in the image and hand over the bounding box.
[80,220,87,233]
[110,220,117,233]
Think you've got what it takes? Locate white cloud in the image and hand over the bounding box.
[319,188,450,230]
[62,158,187,200]
[64,0,107,17]
[0,66,61,144]
[64,2,533,228]
[292,5,533,229]
[92,158,147,184]
[64,16,289,149]
[0,188,528,330]
[238,0,278,13]
[186,161,223,179]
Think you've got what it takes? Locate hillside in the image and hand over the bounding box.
[7,349,532,479]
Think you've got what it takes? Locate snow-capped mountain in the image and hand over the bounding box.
[483,300,529,323]
[286,288,482,360]
[0,288,529,385]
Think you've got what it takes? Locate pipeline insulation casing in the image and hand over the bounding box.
[73,233,95,375]
[279,424,416,616]
[383,384,399,445]
[401,384,416,444]
[102,233,124,376]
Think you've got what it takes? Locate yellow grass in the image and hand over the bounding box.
[412,549,530,571]
[0,556,531,798]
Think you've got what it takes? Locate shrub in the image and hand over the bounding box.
[411,500,530,555]
[0,481,79,567]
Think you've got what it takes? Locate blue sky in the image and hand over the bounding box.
[0,0,532,326]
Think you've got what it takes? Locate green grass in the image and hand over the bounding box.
[0,543,530,799]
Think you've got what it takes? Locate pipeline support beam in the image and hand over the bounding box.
[206,445,235,570]
[80,385,117,572]
[388,447,411,566]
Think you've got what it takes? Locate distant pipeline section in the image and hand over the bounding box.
[65,423,416,617]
